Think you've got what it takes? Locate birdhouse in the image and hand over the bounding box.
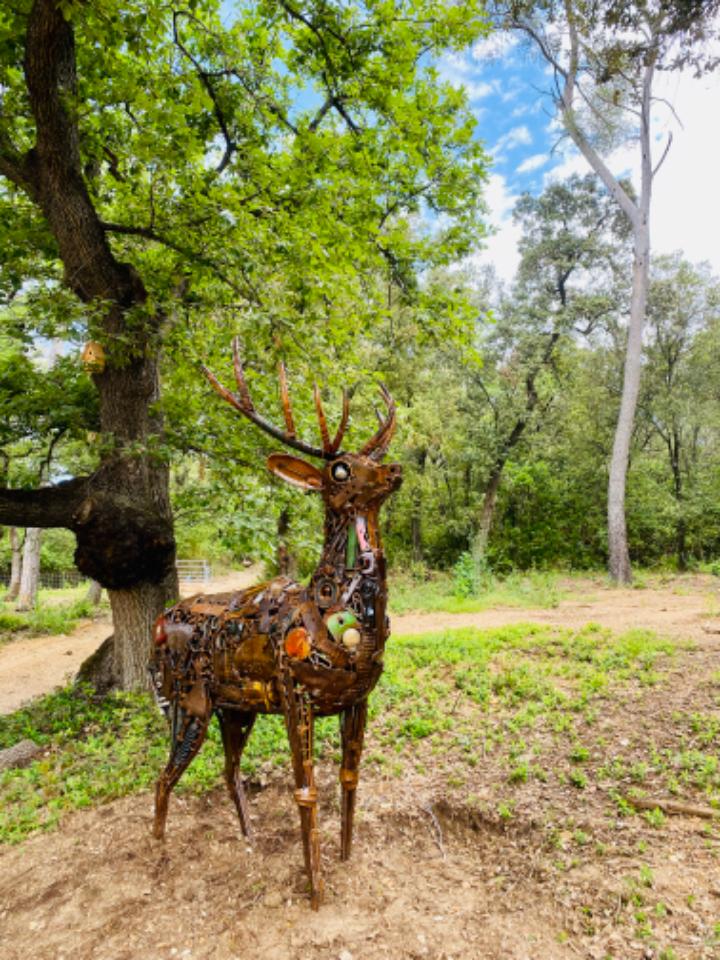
[81,341,106,372]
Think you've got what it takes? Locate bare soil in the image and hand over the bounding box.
[1,575,720,959]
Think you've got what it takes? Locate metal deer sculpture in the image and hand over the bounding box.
[149,339,402,909]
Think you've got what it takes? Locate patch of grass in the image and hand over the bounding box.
[388,568,566,614]
[0,621,682,844]
[0,684,305,843]
[0,591,102,644]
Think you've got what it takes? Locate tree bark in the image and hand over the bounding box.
[5,528,23,601]
[16,527,42,611]
[85,579,102,605]
[410,449,427,566]
[277,507,298,579]
[474,467,503,561]
[0,0,179,688]
[607,220,650,583]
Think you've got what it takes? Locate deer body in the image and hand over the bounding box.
[150,341,401,910]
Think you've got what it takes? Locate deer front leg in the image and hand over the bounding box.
[154,710,211,839]
[339,699,368,861]
[217,708,256,837]
[281,676,324,910]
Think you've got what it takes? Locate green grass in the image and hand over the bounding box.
[0,621,685,845]
[0,589,102,644]
[388,568,567,614]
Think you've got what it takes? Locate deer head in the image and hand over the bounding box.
[202,338,402,516]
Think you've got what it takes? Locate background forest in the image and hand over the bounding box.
[4,174,719,582]
[1,0,720,679]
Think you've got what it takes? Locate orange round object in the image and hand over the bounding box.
[285,626,311,659]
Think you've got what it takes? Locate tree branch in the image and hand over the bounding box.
[23,0,146,307]
[172,12,236,173]
[0,477,89,529]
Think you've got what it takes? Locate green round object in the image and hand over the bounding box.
[325,609,359,640]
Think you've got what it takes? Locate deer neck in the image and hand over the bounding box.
[311,507,387,626]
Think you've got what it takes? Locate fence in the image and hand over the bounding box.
[0,560,212,590]
[0,570,89,589]
[176,559,212,584]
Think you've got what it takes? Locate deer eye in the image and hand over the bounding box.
[331,462,350,482]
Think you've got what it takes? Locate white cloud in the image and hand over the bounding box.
[436,53,496,102]
[471,33,520,62]
[651,73,720,273]
[516,153,548,174]
[494,125,532,156]
[465,174,522,283]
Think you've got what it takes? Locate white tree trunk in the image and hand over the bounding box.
[16,527,42,611]
[607,221,650,582]
[5,528,23,601]
[85,579,103,605]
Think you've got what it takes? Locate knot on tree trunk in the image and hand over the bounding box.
[72,494,175,589]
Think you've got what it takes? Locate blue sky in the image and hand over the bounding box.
[438,32,720,282]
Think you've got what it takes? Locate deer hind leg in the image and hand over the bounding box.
[339,699,368,861]
[281,678,324,910]
[217,708,256,837]
[153,709,211,840]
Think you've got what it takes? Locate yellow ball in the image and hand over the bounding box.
[341,627,361,650]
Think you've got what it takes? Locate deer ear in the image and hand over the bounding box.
[267,453,324,491]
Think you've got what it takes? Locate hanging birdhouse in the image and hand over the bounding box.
[81,341,105,372]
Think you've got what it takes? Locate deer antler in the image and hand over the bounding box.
[202,338,349,460]
[358,384,396,462]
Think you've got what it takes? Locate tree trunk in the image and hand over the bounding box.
[85,579,102,605]
[607,223,650,584]
[14,1,178,690]
[91,352,177,689]
[16,528,42,611]
[5,528,23,601]
[109,582,170,687]
[676,518,688,572]
[473,467,503,561]
[411,488,423,564]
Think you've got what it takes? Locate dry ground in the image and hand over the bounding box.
[1,574,720,959]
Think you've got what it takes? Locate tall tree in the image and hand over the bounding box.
[501,0,720,581]
[470,174,626,557]
[0,1,489,688]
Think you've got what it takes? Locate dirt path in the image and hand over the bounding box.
[0,566,262,715]
[393,579,720,644]
[1,573,718,715]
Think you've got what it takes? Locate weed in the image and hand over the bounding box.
[389,568,564,614]
[643,807,666,828]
